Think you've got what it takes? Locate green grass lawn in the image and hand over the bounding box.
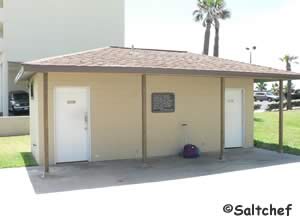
[255,110,300,155]
[0,135,37,169]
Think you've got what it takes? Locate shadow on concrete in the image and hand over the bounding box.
[25,148,300,194]
[20,152,38,167]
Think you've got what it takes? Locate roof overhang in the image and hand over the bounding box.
[15,66,35,83]
[15,64,300,83]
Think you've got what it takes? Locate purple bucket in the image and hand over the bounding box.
[183,144,200,159]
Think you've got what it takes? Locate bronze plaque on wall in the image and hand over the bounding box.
[152,93,175,113]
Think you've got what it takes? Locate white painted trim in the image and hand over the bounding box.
[225,88,246,148]
[53,86,91,164]
[53,88,56,164]
[241,88,246,148]
[87,87,92,162]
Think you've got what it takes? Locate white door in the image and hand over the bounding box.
[225,89,243,148]
[55,87,89,163]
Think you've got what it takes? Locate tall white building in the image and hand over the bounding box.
[0,0,125,115]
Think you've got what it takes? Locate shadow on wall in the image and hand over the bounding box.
[24,148,300,194]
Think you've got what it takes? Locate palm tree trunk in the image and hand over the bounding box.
[213,25,219,57]
[203,21,211,55]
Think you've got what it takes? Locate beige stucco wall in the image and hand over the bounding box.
[146,75,221,156]
[146,76,254,156]
[47,73,142,164]
[30,73,44,164]
[32,73,254,165]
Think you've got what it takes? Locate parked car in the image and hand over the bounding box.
[254,91,279,102]
[291,89,300,100]
[8,91,29,115]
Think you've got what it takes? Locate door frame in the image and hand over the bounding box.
[225,88,246,148]
[53,86,92,164]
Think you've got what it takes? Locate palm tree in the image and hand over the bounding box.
[256,81,267,91]
[213,0,231,57]
[280,55,298,110]
[193,0,231,56]
[284,82,295,94]
[271,82,279,95]
[193,0,214,55]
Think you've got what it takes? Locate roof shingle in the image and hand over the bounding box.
[21,46,300,80]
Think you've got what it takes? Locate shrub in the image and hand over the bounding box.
[292,99,300,107]
[254,104,261,110]
[266,102,287,111]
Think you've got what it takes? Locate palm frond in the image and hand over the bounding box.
[193,10,199,16]
[280,55,298,63]
[215,0,225,9]
[194,11,203,22]
[220,9,231,19]
[290,56,298,61]
[193,0,231,27]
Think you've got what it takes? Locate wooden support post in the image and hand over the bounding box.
[142,74,147,163]
[279,80,284,153]
[43,73,49,174]
[219,77,225,160]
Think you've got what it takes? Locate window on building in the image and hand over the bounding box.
[0,1,3,8]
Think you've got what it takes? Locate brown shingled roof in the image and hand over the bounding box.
[18,46,300,81]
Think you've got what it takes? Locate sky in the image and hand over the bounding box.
[126,0,300,89]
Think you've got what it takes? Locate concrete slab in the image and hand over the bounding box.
[1,148,300,222]
[23,148,300,194]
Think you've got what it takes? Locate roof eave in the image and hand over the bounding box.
[20,64,300,81]
[15,66,36,83]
